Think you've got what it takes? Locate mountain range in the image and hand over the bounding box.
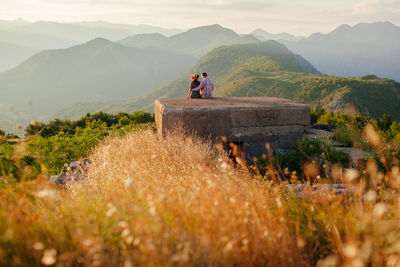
[119,24,259,58]
[73,21,182,37]
[0,38,195,115]
[0,24,267,117]
[0,20,183,71]
[281,22,400,82]
[251,29,304,42]
[1,21,400,135]
[54,41,400,123]
[0,24,264,133]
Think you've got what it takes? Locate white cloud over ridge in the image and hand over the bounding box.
[0,0,399,35]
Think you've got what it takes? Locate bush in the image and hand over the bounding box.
[0,142,18,179]
[28,121,108,175]
[25,111,154,137]
[26,112,155,175]
[6,133,19,139]
[333,125,353,147]
[259,138,350,181]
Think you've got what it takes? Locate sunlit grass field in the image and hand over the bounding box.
[0,127,399,266]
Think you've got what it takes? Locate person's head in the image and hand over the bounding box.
[191,73,200,82]
[202,72,207,78]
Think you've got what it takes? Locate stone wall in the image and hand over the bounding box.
[155,97,310,157]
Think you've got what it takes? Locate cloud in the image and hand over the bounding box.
[353,0,400,14]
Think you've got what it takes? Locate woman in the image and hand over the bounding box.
[187,74,201,99]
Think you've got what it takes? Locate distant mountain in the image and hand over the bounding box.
[68,41,400,121]
[0,20,182,45]
[0,20,183,69]
[281,22,400,82]
[15,21,134,43]
[0,42,38,71]
[251,29,304,42]
[74,21,183,37]
[0,38,195,118]
[119,33,167,48]
[0,19,29,30]
[118,24,260,58]
[0,28,77,69]
[0,28,76,50]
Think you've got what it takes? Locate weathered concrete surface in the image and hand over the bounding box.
[155,97,310,157]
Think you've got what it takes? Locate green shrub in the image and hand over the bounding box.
[26,111,155,175]
[25,111,154,137]
[259,138,350,181]
[0,142,18,179]
[28,121,108,175]
[333,125,353,147]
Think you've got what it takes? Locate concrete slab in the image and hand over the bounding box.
[155,97,311,157]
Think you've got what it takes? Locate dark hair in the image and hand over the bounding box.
[191,74,200,81]
[202,72,207,77]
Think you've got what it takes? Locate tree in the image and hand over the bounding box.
[379,114,393,131]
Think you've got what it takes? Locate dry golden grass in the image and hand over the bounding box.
[0,128,399,266]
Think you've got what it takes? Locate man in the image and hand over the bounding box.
[192,72,214,98]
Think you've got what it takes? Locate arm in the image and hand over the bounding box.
[187,88,192,99]
[192,80,204,91]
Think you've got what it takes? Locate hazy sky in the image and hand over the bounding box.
[1,0,400,35]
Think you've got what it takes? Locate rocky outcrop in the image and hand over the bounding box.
[303,124,372,166]
[287,184,361,198]
[50,159,91,185]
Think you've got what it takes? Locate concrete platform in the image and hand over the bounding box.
[155,97,310,157]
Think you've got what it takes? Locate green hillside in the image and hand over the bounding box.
[61,40,400,121]
[215,72,400,120]
[0,37,195,114]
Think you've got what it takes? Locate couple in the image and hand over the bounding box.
[187,72,214,99]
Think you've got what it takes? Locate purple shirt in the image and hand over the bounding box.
[192,77,214,98]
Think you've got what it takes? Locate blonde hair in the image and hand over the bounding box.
[191,74,200,82]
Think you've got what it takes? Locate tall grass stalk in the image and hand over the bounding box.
[0,128,398,266]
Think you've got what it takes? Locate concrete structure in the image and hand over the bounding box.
[155,97,310,157]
